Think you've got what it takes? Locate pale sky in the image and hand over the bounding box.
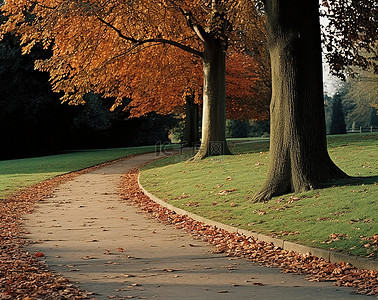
[320,11,343,97]
[322,61,343,96]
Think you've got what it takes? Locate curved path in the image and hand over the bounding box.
[25,153,367,299]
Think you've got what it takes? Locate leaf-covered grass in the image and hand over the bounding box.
[0,144,179,199]
[140,133,378,257]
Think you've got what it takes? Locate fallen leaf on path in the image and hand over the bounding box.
[34,252,45,257]
[80,256,97,260]
[121,274,136,278]
[104,261,120,265]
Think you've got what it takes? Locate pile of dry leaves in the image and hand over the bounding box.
[120,169,378,296]
[0,158,128,299]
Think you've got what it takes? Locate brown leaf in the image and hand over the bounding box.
[34,252,45,257]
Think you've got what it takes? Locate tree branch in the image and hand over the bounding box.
[30,1,57,10]
[178,8,209,43]
[96,15,203,58]
[149,38,203,58]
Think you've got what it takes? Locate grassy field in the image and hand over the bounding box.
[140,133,378,258]
[0,144,179,199]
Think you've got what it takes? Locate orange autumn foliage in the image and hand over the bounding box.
[1,0,269,120]
[126,45,269,120]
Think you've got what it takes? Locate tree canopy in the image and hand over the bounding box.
[1,0,270,159]
[126,46,269,121]
[0,0,268,115]
[321,0,377,78]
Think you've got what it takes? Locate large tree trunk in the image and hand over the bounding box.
[253,0,348,202]
[182,93,200,147]
[193,36,231,160]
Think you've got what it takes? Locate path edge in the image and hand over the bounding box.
[137,173,378,271]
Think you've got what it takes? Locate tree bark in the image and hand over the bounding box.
[253,0,348,202]
[193,36,231,160]
[182,93,200,147]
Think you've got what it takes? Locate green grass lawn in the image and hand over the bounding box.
[140,133,378,258]
[0,144,179,199]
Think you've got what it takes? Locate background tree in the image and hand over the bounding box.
[248,120,270,137]
[324,94,333,134]
[329,94,347,134]
[0,31,69,159]
[126,46,270,146]
[120,44,203,147]
[182,93,200,147]
[324,64,377,133]
[226,120,250,138]
[321,0,377,79]
[225,119,270,138]
[339,68,378,130]
[0,0,268,160]
[0,18,175,159]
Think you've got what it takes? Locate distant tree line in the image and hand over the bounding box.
[0,33,175,160]
[226,120,270,138]
[324,68,378,135]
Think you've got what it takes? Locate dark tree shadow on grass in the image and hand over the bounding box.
[326,175,378,188]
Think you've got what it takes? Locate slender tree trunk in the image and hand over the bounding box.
[182,93,200,147]
[253,0,348,202]
[193,36,231,160]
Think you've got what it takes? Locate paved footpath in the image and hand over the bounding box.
[25,153,367,299]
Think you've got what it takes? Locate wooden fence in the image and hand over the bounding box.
[347,127,377,133]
